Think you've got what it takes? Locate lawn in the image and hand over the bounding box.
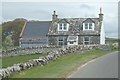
[10,49,115,78]
[1,53,47,68]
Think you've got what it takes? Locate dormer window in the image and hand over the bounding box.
[89,23,92,29]
[85,23,88,29]
[63,23,67,30]
[60,24,62,27]
[64,23,67,27]
[83,23,94,31]
[64,27,66,30]
[58,23,69,31]
[59,23,62,30]
[59,26,62,30]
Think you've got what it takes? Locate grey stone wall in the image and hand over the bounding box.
[1,45,100,78]
[48,35,68,46]
[78,36,83,44]
[48,36,58,46]
[78,36,100,45]
[48,35,100,46]
[90,36,100,44]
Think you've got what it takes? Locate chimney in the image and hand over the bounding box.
[52,10,58,22]
[99,8,104,21]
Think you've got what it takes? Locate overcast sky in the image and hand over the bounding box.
[1,1,119,38]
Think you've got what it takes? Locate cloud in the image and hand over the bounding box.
[80,4,94,10]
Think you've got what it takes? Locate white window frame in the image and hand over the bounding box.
[58,36,64,46]
[85,23,88,29]
[83,37,90,45]
[69,41,74,44]
[83,23,94,31]
[58,23,69,31]
[59,23,62,30]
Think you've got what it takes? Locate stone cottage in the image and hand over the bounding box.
[19,8,105,47]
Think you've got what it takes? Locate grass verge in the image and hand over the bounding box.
[10,49,116,78]
[1,54,47,68]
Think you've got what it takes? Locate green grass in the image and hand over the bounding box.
[0,58,1,68]
[1,54,47,68]
[0,26,2,49]
[10,49,115,78]
[0,24,1,68]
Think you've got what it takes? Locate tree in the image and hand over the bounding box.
[3,35,13,50]
[2,18,26,47]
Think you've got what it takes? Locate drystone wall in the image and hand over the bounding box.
[0,45,103,78]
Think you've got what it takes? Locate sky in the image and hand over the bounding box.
[1,0,119,38]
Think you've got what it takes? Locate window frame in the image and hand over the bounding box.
[83,23,94,31]
[89,23,92,29]
[59,26,62,30]
[69,41,74,44]
[58,23,69,31]
[85,23,88,29]
[83,37,90,45]
[58,36,64,46]
[63,26,67,30]
[60,23,62,27]
[63,23,67,27]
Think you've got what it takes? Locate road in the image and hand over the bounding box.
[68,51,118,78]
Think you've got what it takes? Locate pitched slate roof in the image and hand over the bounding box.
[48,18,100,35]
[21,21,51,38]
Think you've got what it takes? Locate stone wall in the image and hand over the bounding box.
[48,35,100,46]
[78,35,100,45]
[90,36,100,44]
[48,36,58,45]
[0,45,100,78]
[2,47,60,57]
[48,35,68,46]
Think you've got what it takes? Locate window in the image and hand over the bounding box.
[59,23,62,30]
[63,23,67,30]
[85,23,88,29]
[83,23,94,30]
[59,38,63,41]
[64,26,67,30]
[84,37,90,45]
[64,23,67,27]
[69,41,74,44]
[84,42,89,45]
[58,36,64,46]
[59,26,62,30]
[60,24,62,27]
[84,37,89,41]
[59,42,63,45]
[89,23,92,29]
[58,23,69,31]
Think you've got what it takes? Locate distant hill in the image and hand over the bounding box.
[2,18,27,47]
[105,37,118,44]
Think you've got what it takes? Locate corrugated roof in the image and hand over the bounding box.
[22,21,51,38]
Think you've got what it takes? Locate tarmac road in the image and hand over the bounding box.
[68,51,118,78]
